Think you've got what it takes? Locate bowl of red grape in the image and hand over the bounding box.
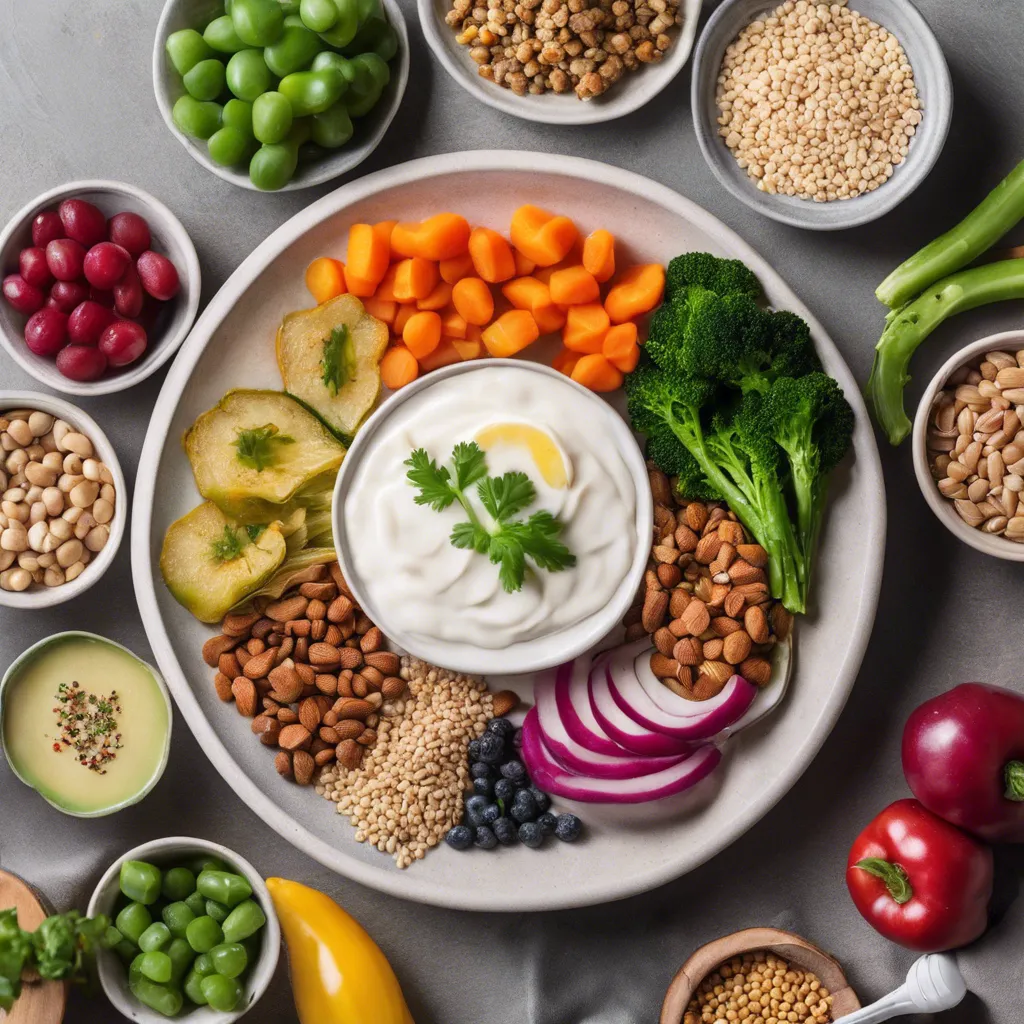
[0,181,201,395]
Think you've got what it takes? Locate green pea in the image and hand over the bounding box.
[221,899,267,943]
[343,17,397,60]
[264,15,321,76]
[129,952,145,984]
[172,95,223,139]
[193,952,216,977]
[311,50,348,75]
[252,90,294,143]
[186,915,224,953]
[130,974,183,1017]
[220,98,253,137]
[161,867,196,902]
[138,922,172,953]
[300,0,337,32]
[138,950,172,984]
[279,69,344,115]
[232,0,285,46]
[197,870,253,908]
[355,0,382,22]
[346,54,388,115]
[115,903,152,945]
[166,28,215,76]
[318,0,359,47]
[183,969,208,1005]
[104,925,123,948]
[205,899,230,924]
[187,856,229,876]
[279,0,303,12]
[208,126,250,165]
[203,14,248,53]
[167,937,195,985]
[250,142,297,190]
[352,51,390,90]
[184,890,207,918]
[115,939,137,965]
[226,48,272,101]
[311,100,353,148]
[161,901,195,939]
[183,57,226,101]
[201,973,243,1013]
[120,861,163,905]
[210,942,248,979]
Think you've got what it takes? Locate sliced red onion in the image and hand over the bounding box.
[555,655,625,756]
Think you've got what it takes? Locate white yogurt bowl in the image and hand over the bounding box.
[333,359,652,675]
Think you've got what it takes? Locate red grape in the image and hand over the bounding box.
[31,211,64,248]
[45,238,86,282]
[49,280,90,312]
[56,344,107,382]
[3,274,44,315]
[98,320,147,367]
[24,307,69,357]
[67,300,116,346]
[58,198,107,247]
[19,247,53,289]
[136,251,180,301]
[83,242,131,290]
[113,262,144,317]
[108,212,151,256]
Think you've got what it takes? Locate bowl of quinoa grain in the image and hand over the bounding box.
[691,0,951,230]
[420,0,703,124]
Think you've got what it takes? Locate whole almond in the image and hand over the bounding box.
[770,604,794,639]
[709,542,736,574]
[717,520,746,546]
[336,739,363,770]
[319,725,342,745]
[357,728,377,747]
[650,652,680,678]
[292,750,315,786]
[203,634,240,667]
[334,697,373,721]
[642,589,669,633]
[681,598,710,636]
[325,624,345,646]
[336,672,354,698]
[262,697,281,716]
[243,647,276,680]
[298,579,335,601]
[702,638,725,661]
[736,543,767,568]
[308,642,342,669]
[649,468,672,506]
[352,674,368,698]
[693,671,728,701]
[653,627,676,656]
[315,673,339,697]
[364,650,400,675]
[222,610,261,637]
[491,689,518,717]
[265,594,308,622]
[354,612,373,634]
[684,502,709,532]
[218,652,241,679]
[335,719,365,741]
[656,563,682,588]
[246,637,266,657]
[306,598,327,621]
[744,605,770,644]
[286,619,311,638]
[274,751,293,778]
[268,661,303,704]
[298,697,323,732]
[739,656,772,686]
[279,723,312,751]
[359,665,384,688]
[674,523,699,552]
[711,616,743,637]
[251,715,281,746]
[287,563,327,587]
[229,677,256,716]
[734,582,770,603]
[327,595,353,623]
[724,590,745,619]
[669,589,690,618]
[708,583,730,609]
[723,630,753,665]
[359,626,383,654]
[694,533,722,565]
[309,620,327,641]
[315,748,337,767]
[673,636,702,666]
[251,618,275,640]
[213,672,234,702]
[294,662,315,685]
[327,561,348,593]
[277,707,299,725]
[667,616,690,638]
[728,560,766,585]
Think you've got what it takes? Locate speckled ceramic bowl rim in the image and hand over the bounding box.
[0,392,127,609]
[332,358,653,675]
[0,631,173,817]
[912,329,1024,561]
[87,836,280,1024]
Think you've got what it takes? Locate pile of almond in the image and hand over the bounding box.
[624,467,792,700]
[201,561,406,786]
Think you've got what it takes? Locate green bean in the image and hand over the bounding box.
[172,95,223,139]
[300,0,338,32]
[130,974,183,1017]
[161,867,196,902]
[221,899,267,943]
[253,90,294,143]
[279,69,344,115]
[265,14,321,76]
[115,903,152,945]
[138,950,172,984]
[226,48,272,101]
[317,0,359,47]
[166,28,215,76]
[120,861,163,905]
[184,890,207,917]
[201,973,243,1013]
[311,101,353,148]
[197,870,253,908]
[138,922,172,953]
[232,0,286,46]
[183,969,208,1006]
[210,941,248,979]
[186,915,224,953]
[203,15,248,53]
[205,899,230,924]
[183,57,226,101]
[167,937,194,985]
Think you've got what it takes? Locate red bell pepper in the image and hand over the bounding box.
[902,682,1024,842]
[846,799,993,952]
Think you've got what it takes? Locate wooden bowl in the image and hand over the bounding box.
[661,927,861,1024]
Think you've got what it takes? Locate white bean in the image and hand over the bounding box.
[42,487,64,517]
[43,566,65,587]
[0,433,17,452]
[5,449,27,475]
[29,502,47,526]
[58,473,82,494]
[82,458,101,481]
[84,525,109,552]
[24,485,41,503]
[1,525,28,552]
[60,432,92,458]
[48,517,72,541]
[91,498,113,524]
[6,420,33,447]
[25,443,44,462]
[27,521,48,552]
[3,487,26,503]
[0,568,31,591]
[51,419,71,449]
[62,505,82,524]
[62,453,83,476]
[24,461,57,488]
[28,411,53,437]
[37,551,55,568]
[99,483,116,505]
[0,550,14,571]
[64,561,85,583]
[56,538,83,568]
[70,480,99,508]
[42,451,63,472]
[40,531,60,553]
[2,501,28,523]
[0,470,6,491]
[98,463,114,485]
[39,431,57,454]
[17,552,40,572]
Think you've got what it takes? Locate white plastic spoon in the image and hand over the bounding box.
[839,953,967,1024]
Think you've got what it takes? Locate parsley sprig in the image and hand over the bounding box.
[405,441,575,593]
[233,424,295,472]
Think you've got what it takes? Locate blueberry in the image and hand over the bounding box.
[511,789,539,823]
[487,717,515,739]
[481,803,501,825]
[474,826,498,850]
[468,739,482,761]
[478,733,506,765]
[493,817,518,846]
[445,825,474,851]
[518,822,544,848]
[499,759,527,784]
[537,812,557,836]
[473,777,494,798]
[471,761,494,780]
[554,813,582,842]
[530,786,551,813]
[465,794,489,827]
[494,778,517,804]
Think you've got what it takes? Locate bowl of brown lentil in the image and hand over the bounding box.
[420,0,702,124]
[660,928,861,1024]
[690,0,951,230]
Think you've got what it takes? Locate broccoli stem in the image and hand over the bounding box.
[876,158,1024,309]
[866,260,1024,445]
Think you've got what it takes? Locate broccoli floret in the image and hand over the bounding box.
[645,431,721,502]
[666,252,762,301]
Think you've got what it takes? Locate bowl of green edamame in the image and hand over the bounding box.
[152,0,409,192]
[88,837,280,1022]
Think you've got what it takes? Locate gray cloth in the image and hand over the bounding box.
[1,1,1022,1020]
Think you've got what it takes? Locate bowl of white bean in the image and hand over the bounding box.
[0,392,126,609]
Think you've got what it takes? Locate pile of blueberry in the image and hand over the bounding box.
[445,716,582,852]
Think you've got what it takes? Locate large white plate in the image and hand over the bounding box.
[132,151,885,911]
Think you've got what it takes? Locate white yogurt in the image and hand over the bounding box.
[344,365,639,649]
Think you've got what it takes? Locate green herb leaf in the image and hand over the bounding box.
[477,471,535,523]
[320,325,355,396]
[245,523,267,543]
[451,441,489,491]
[450,520,490,554]
[488,532,527,593]
[233,424,295,472]
[404,448,457,511]
[503,511,576,573]
[210,525,246,563]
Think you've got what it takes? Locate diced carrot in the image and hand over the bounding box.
[305,257,347,305]
[380,345,420,390]
[552,347,581,377]
[452,334,483,360]
[571,353,623,392]
[439,252,475,284]
[393,258,439,302]
[482,310,540,357]
[603,321,639,372]
[452,277,495,326]
[440,307,468,339]
[343,266,377,297]
[363,295,397,325]
[418,340,462,372]
[582,229,616,283]
[513,248,536,276]
[417,280,452,311]
[375,264,400,302]
[468,227,516,283]
[562,303,610,353]
[403,310,442,359]
[346,223,391,286]
[501,276,565,334]
[605,263,666,323]
[549,265,600,306]
[374,219,397,256]
[534,304,567,334]
[394,303,418,336]
[391,214,471,261]
[510,205,579,267]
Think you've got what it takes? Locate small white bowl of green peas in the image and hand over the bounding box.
[88,836,280,1023]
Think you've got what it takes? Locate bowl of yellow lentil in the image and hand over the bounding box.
[661,927,861,1024]
[690,0,951,230]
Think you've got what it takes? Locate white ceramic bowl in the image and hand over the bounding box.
[0,181,201,395]
[0,392,127,609]
[0,631,173,817]
[331,358,653,675]
[152,0,410,192]
[420,0,701,125]
[912,329,1024,561]
[690,0,952,230]
[88,837,280,1024]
